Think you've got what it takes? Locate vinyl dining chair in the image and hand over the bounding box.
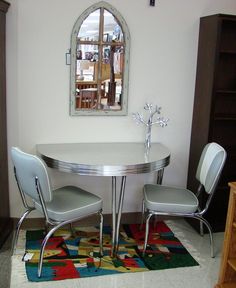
[142,142,226,258]
[11,147,103,278]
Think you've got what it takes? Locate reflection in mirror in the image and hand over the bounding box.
[70,2,130,115]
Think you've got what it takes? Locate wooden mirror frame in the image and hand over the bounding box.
[70,1,130,116]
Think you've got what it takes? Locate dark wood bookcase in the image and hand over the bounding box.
[187,14,236,232]
[0,0,12,247]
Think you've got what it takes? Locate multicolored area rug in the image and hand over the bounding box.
[23,222,199,282]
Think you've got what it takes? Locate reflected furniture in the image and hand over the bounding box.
[11,147,103,278]
[76,82,98,108]
[0,0,12,248]
[143,143,226,257]
[76,81,98,90]
[215,182,236,287]
[77,88,98,109]
[188,14,236,232]
[36,142,170,256]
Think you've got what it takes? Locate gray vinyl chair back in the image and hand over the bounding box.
[11,147,52,203]
[196,142,227,195]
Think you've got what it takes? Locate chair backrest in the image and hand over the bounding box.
[196,142,226,195]
[11,147,52,203]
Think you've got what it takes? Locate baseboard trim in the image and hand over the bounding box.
[12,212,143,229]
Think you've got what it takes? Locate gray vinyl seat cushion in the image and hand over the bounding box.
[144,184,199,214]
[34,185,102,222]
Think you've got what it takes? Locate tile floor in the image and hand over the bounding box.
[7,219,224,288]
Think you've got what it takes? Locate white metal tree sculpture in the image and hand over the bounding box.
[133,103,169,149]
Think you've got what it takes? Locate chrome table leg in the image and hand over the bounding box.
[111,176,126,257]
[111,176,117,256]
[114,176,126,255]
[157,168,164,184]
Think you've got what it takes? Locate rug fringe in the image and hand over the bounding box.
[14,230,26,255]
[10,255,29,285]
[165,220,205,266]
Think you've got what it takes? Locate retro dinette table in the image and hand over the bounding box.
[36,142,170,256]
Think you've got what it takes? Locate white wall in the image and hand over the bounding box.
[6,0,236,218]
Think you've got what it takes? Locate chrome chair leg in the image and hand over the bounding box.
[38,224,60,277]
[38,215,104,278]
[140,199,145,231]
[143,213,152,256]
[12,208,34,254]
[44,221,50,235]
[198,207,204,236]
[199,220,204,236]
[195,215,214,258]
[69,223,75,237]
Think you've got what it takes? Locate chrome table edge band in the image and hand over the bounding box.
[39,154,170,176]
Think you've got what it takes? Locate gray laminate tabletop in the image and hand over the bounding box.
[36,142,170,176]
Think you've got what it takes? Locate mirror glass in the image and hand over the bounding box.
[70,2,130,116]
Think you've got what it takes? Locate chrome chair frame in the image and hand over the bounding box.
[12,148,103,278]
[142,142,226,258]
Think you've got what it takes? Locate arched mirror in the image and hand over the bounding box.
[70,1,130,116]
